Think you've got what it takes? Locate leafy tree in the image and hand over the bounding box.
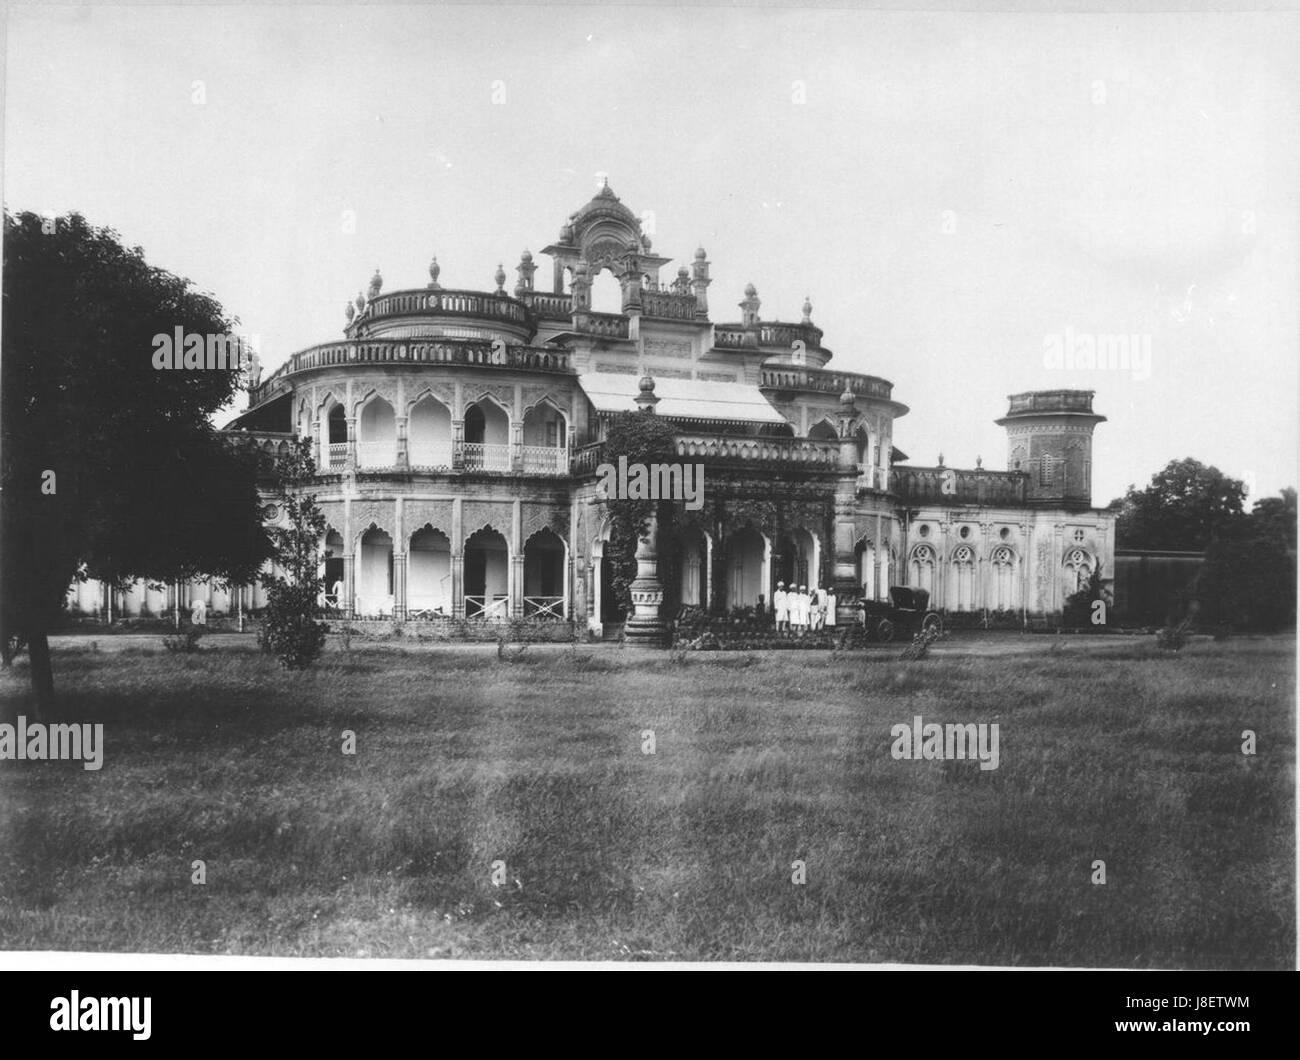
[1250,487,1297,550]
[1197,488,1297,631]
[1,211,269,716]
[1113,458,1247,551]
[257,440,328,669]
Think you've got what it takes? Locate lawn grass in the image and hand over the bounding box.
[0,636,1293,965]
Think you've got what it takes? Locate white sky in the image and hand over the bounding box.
[6,1,1298,506]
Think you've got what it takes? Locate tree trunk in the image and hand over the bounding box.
[27,630,54,721]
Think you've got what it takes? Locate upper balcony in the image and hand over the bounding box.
[248,337,574,407]
[350,287,532,339]
[759,364,898,404]
[714,321,825,354]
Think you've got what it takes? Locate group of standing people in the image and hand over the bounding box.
[772,582,835,632]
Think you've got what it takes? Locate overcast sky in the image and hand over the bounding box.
[6,2,1297,505]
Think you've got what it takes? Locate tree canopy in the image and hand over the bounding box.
[1,211,270,710]
[1112,458,1247,551]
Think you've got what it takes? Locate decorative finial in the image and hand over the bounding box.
[938,453,945,467]
[695,247,707,260]
[635,372,660,412]
[494,262,507,293]
[744,282,757,298]
[840,385,856,408]
[802,295,813,324]
[354,291,366,312]
[368,267,383,299]
[976,455,983,469]
[345,301,355,322]
[521,248,532,263]
[642,234,652,252]
[428,254,441,289]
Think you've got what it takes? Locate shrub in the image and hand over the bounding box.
[162,626,205,653]
[257,584,327,669]
[1155,619,1193,652]
[899,625,946,661]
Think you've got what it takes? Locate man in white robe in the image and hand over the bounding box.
[794,585,808,629]
[824,587,837,627]
[773,581,789,632]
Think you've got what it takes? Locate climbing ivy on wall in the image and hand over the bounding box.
[601,412,681,618]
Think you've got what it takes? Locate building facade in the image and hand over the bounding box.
[64,183,1115,632]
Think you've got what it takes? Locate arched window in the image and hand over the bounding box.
[910,544,936,597]
[991,546,1016,611]
[949,545,975,612]
[1064,548,1093,593]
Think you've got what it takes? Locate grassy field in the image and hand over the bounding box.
[0,636,1293,966]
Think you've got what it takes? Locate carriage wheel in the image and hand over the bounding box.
[876,619,895,643]
[922,613,943,635]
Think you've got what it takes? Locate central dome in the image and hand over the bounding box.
[571,182,639,228]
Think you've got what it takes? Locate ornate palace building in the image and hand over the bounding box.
[64,182,1116,634]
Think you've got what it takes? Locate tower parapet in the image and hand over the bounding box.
[995,390,1106,508]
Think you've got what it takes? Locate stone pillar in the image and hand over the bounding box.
[510,500,524,616]
[704,533,714,610]
[393,553,407,621]
[624,509,666,645]
[450,553,464,618]
[345,416,358,471]
[396,415,409,471]
[452,419,465,469]
[510,419,524,473]
[510,554,524,617]
[313,418,323,469]
[451,497,464,618]
[342,556,355,617]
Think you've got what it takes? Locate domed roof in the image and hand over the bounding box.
[572,181,639,228]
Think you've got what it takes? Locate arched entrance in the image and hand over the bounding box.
[408,526,451,617]
[678,527,709,608]
[464,398,510,471]
[357,527,394,615]
[357,397,396,468]
[465,526,509,618]
[523,528,566,618]
[409,394,452,469]
[726,527,767,608]
[323,529,345,607]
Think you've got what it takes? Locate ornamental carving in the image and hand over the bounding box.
[351,501,393,541]
[350,382,399,416]
[406,384,454,414]
[405,500,454,538]
[462,502,512,546]
[523,504,570,542]
[465,384,514,414]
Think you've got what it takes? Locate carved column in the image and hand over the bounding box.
[396,415,409,472]
[624,509,666,645]
[510,420,524,474]
[393,553,407,621]
[451,498,464,618]
[345,416,358,471]
[452,419,465,469]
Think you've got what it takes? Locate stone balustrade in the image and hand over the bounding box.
[759,365,894,401]
[249,337,574,406]
[890,465,1028,506]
